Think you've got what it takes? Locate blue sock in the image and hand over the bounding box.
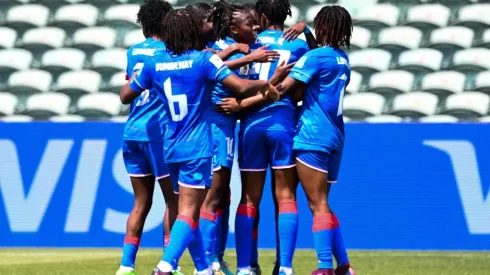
[120,236,140,268]
[312,214,334,269]
[332,214,349,266]
[199,209,217,263]
[251,227,259,266]
[162,215,196,269]
[278,201,298,268]
[218,205,230,262]
[188,226,210,272]
[235,204,256,269]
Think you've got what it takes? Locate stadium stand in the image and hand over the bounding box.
[0,0,488,122]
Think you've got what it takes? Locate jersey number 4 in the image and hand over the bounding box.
[163,77,188,121]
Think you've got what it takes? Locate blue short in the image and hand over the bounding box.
[122,140,169,179]
[295,149,343,182]
[238,129,295,171]
[168,157,213,193]
[212,123,235,171]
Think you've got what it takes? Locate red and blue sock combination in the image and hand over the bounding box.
[332,214,349,267]
[121,235,140,268]
[312,213,335,269]
[278,201,299,269]
[235,204,257,270]
[162,215,197,269]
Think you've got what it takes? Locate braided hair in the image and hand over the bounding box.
[161,8,202,55]
[254,0,291,25]
[209,0,246,40]
[313,5,352,49]
[186,2,213,21]
[136,0,173,38]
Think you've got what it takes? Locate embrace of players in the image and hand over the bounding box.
[117,0,354,274]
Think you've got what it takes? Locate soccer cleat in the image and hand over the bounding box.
[173,269,185,275]
[334,265,356,275]
[219,261,234,275]
[310,269,334,275]
[271,262,279,275]
[151,267,173,275]
[251,264,262,275]
[116,268,137,275]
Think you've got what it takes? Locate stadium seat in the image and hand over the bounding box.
[442,92,490,119]
[397,48,443,75]
[451,48,490,73]
[346,70,362,94]
[19,27,66,56]
[5,4,50,33]
[343,92,385,120]
[110,116,129,122]
[0,27,18,49]
[455,4,490,31]
[420,71,466,97]
[56,70,101,99]
[427,27,474,54]
[0,92,18,116]
[91,48,127,77]
[479,116,490,122]
[8,69,52,97]
[285,5,300,27]
[390,92,439,119]
[350,26,371,51]
[354,4,400,31]
[404,4,450,31]
[0,115,33,122]
[305,5,325,24]
[366,70,414,97]
[24,92,71,119]
[419,115,459,123]
[72,27,117,55]
[123,29,145,48]
[106,71,126,93]
[473,71,490,94]
[49,114,85,122]
[478,29,490,48]
[101,4,140,29]
[348,49,391,77]
[52,4,99,33]
[0,49,33,79]
[375,27,422,55]
[40,48,86,77]
[365,115,404,123]
[343,116,351,123]
[75,92,122,119]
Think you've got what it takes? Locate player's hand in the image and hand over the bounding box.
[202,48,218,54]
[249,45,280,63]
[261,83,280,102]
[234,43,250,54]
[283,22,307,41]
[216,98,242,114]
[270,60,296,87]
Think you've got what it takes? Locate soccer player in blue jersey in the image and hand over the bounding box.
[120,8,280,275]
[116,1,177,275]
[224,0,310,274]
[274,5,356,275]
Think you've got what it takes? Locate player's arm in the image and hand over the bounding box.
[120,62,153,104]
[224,45,280,70]
[216,43,249,60]
[282,22,318,49]
[277,54,319,101]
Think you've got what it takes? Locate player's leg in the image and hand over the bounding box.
[216,185,232,272]
[199,124,234,274]
[154,157,214,275]
[236,129,268,274]
[325,152,355,275]
[250,209,260,275]
[271,171,280,275]
[296,150,335,275]
[118,141,155,275]
[268,130,299,275]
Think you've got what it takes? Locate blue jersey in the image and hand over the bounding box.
[289,46,351,152]
[124,38,168,142]
[245,30,310,130]
[129,50,233,162]
[209,37,250,126]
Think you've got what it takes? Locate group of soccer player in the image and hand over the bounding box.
[116,0,354,274]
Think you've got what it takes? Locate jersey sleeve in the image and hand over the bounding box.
[129,59,153,93]
[289,51,319,84]
[203,52,233,82]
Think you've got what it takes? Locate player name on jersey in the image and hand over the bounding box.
[132,48,156,56]
[155,60,194,71]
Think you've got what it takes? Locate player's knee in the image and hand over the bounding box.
[133,199,153,216]
[307,197,330,215]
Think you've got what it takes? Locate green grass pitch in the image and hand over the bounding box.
[0,249,489,275]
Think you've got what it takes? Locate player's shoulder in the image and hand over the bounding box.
[128,39,166,57]
[213,39,231,50]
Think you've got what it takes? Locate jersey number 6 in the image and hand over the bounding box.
[163,77,188,122]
